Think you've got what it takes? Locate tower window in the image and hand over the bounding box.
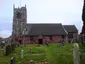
[17,12,21,19]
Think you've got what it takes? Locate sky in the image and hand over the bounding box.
[0,0,84,38]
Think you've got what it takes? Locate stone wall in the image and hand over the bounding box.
[21,35,66,44]
[67,33,78,43]
[13,34,79,44]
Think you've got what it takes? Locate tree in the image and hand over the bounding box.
[82,0,85,34]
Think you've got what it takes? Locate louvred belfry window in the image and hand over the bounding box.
[17,12,21,19]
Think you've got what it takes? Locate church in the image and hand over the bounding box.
[12,5,78,44]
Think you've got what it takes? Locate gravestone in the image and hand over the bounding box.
[5,45,11,56]
[29,48,32,53]
[0,48,2,56]
[1,49,4,56]
[1,41,5,49]
[10,57,16,64]
[21,49,24,58]
[46,41,48,46]
[11,43,15,52]
[57,43,60,47]
[0,48,3,56]
[30,60,34,63]
[60,40,64,47]
[73,43,80,64]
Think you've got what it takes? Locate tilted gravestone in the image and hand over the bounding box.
[10,57,16,64]
[73,43,80,64]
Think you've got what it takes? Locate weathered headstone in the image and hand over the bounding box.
[46,42,48,46]
[57,43,60,47]
[29,48,32,53]
[11,43,15,52]
[0,48,2,56]
[45,41,48,46]
[10,57,16,64]
[61,40,64,46]
[21,49,24,58]
[1,49,4,56]
[30,60,34,63]
[1,41,5,49]
[5,45,11,56]
[73,43,80,64]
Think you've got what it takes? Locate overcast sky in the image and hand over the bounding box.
[0,0,84,38]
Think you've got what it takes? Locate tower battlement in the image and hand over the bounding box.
[12,5,27,37]
[13,4,26,9]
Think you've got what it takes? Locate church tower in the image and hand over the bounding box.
[12,5,27,37]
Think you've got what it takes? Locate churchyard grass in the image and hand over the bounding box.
[45,43,74,64]
[0,44,46,64]
[79,43,85,64]
[0,43,85,64]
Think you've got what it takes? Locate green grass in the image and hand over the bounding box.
[45,43,74,64]
[79,43,85,64]
[0,44,46,64]
[0,43,85,64]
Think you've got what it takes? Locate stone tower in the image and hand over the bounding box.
[12,5,27,37]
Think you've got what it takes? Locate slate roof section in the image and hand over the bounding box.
[63,25,78,33]
[26,23,67,36]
